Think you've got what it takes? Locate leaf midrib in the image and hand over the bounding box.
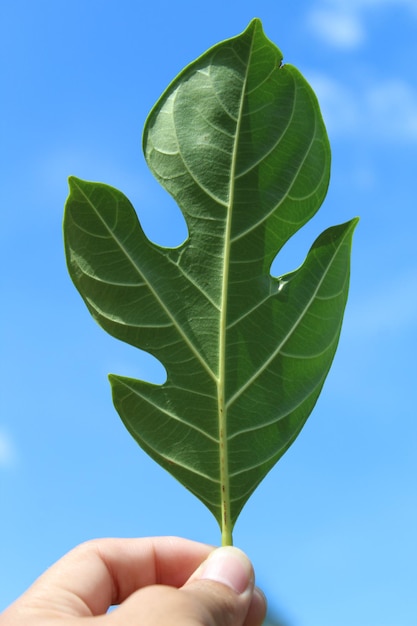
[217,29,256,545]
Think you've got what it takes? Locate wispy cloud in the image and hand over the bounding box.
[306,73,417,143]
[345,269,417,338]
[365,81,417,140]
[307,8,364,49]
[0,430,17,469]
[306,73,360,135]
[339,0,417,10]
[308,0,417,48]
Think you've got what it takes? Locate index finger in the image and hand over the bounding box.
[17,537,214,617]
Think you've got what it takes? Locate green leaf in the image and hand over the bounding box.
[63,18,358,545]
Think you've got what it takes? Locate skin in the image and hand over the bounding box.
[0,537,267,626]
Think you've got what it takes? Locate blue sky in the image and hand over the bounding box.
[1,1,416,624]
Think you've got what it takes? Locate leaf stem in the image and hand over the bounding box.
[218,309,232,545]
[219,398,233,546]
[221,522,233,546]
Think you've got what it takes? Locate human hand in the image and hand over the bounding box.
[0,537,266,626]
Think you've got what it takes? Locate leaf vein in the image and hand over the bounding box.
[73,180,217,382]
[117,378,220,444]
[226,232,346,408]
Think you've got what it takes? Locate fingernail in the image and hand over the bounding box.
[198,547,253,595]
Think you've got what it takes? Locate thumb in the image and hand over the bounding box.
[109,546,266,626]
[180,546,267,626]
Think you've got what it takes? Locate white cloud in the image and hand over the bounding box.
[347,0,417,12]
[345,270,417,337]
[307,8,364,49]
[306,73,361,135]
[328,0,416,8]
[0,430,17,469]
[308,0,417,48]
[306,72,417,143]
[365,81,417,141]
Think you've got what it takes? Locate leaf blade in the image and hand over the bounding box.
[64,18,357,542]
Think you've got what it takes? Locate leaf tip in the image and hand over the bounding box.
[67,175,82,193]
[245,17,264,36]
[244,17,283,66]
[350,216,360,232]
[248,16,263,27]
